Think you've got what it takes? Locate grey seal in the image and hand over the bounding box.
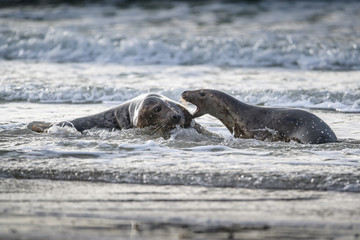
[182,89,337,144]
[31,93,199,134]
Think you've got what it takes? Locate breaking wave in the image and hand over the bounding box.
[0,1,359,70]
[1,85,360,112]
[1,29,359,70]
[1,165,359,192]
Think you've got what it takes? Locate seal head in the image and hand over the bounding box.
[182,89,230,118]
[131,94,192,133]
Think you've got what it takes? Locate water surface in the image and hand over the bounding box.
[0,1,360,239]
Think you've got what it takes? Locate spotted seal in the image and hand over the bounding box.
[182,89,337,144]
[31,93,199,134]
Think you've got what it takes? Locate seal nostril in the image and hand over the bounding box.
[172,114,181,122]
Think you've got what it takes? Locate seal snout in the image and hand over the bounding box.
[181,91,190,101]
[181,90,196,106]
[172,114,181,122]
[181,90,205,118]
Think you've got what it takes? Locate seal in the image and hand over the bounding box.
[31,93,198,134]
[182,89,337,144]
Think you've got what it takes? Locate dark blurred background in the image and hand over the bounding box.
[0,0,305,8]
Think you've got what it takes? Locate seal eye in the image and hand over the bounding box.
[199,91,206,97]
[154,106,162,112]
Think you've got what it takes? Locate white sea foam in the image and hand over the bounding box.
[0,1,359,70]
[1,32,358,70]
[1,82,359,112]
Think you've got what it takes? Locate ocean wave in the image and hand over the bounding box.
[236,89,360,113]
[0,85,143,103]
[1,30,359,70]
[1,1,359,70]
[1,85,359,112]
[1,167,359,192]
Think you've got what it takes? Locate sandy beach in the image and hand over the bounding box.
[1,178,359,240]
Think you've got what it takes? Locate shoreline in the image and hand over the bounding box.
[1,178,359,240]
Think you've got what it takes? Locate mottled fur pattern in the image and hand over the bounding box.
[31,93,198,134]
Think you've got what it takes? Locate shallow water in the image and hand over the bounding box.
[1,1,360,239]
[1,64,360,192]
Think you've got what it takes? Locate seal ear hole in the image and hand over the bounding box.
[154,106,162,112]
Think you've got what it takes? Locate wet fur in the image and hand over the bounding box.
[182,89,337,144]
[31,93,196,134]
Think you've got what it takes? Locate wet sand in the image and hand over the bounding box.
[0,178,359,240]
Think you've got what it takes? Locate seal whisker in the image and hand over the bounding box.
[154,125,162,133]
[154,125,167,134]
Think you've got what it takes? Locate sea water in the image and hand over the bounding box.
[0,1,360,239]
